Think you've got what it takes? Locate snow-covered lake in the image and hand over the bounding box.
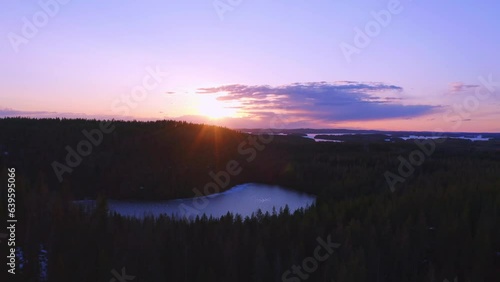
[304,133,354,139]
[301,133,491,142]
[76,183,316,220]
[303,133,352,142]
[400,135,490,141]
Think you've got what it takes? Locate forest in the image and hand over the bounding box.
[1,117,500,281]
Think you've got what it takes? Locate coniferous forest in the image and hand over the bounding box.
[1,117,500,282]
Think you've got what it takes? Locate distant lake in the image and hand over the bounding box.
[301,133,492,142]
[304,133,353,142]
[399,135,490,141]
[75,183,316,220]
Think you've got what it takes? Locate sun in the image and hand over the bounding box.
[196,95,239,119]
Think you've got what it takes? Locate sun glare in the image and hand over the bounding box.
[196,95,239,119]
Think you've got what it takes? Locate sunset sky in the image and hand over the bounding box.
[1,0,499,132]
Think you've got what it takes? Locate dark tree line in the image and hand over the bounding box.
[1,117,499,281]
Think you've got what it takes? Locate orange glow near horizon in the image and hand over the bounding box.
[195,94,241,120]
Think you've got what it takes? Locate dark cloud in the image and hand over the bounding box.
[0,108,58,118]
[197,81,436,124]
[449,82,480,93]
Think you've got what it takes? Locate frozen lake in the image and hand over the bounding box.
[400,135,491,141]
[76,183,316,220]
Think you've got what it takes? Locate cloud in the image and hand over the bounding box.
[0,108,143,121]
[1,81,439,129]
[449,82,480,93]
[0,108,59,118]
[196,81,436,126]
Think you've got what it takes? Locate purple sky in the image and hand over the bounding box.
[1,0,499,131]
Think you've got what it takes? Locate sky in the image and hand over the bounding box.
[1,0,499,132]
